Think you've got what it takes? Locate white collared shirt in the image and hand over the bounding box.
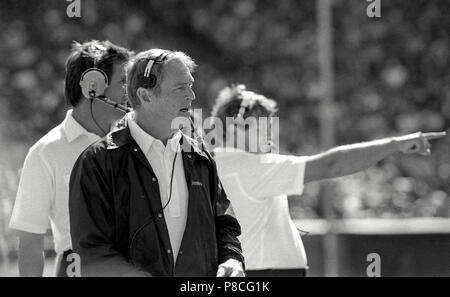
[9,110,101,253]
[128,114,188,263]
[213,147,309,270]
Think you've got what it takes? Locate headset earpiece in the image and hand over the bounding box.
[79,68,109,98]
[146,75,157,89]
[143,51,170,89]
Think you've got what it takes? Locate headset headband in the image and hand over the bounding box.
[144,51,170,78]
[236,91,255,120]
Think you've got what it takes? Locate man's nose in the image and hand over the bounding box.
[188,89,196,101]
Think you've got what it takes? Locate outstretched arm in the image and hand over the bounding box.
[304,131,446,183]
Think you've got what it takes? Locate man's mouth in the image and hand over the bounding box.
[180,107,190,113]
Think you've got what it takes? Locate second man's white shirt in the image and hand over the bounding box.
[127,114,188,263]
[9,110,100,254]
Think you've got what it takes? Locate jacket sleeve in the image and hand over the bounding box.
[208,155,245,266]
[69,148,150,277]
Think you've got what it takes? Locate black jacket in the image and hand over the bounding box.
[69,121,244,276]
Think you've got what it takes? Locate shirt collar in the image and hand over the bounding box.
[127,112,182,154]
[63,109,100,143]
[107,118,209,161]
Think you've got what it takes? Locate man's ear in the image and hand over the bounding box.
[136,87,151,103]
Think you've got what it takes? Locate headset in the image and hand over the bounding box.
[79,62,132,135]
[79,67,108,99]
[79,67,131,113]
[234,97,251,126]
[234,96,276,153]
[138,50,171,89]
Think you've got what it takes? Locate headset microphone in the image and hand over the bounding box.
[94,95,132,113]
[190,118,205,150]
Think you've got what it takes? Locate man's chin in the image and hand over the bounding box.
[171,112,192,131]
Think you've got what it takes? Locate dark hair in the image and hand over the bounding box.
[64,40,133,107]
[126,49,196,108]
[211,84,278,129]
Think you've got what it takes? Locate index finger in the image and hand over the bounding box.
[422,132,447,140]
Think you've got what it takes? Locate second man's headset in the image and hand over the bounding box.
[234,94,275,153]
[79,67,131,113]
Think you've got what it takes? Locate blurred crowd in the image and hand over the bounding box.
[0,0,448,249]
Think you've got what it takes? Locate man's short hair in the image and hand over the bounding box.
[211,84,278,129]
[65,40,133,107]
[126,49,196,108]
